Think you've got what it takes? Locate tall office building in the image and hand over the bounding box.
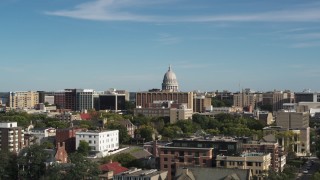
[0,122,25,153]
[262,90,294,112]
[275,111,310,155]
[294,89,320,103]
[77,89,94,112]
[9,91,39,109]
[233,89,257,111]
[193,95,212,113]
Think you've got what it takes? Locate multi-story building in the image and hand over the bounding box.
[233,89,257,111]
[294,89,320,103]
[9,91,39,109]
[56,128,83,153]
[263,126,310,156]
[95,92,126,112]
[193,95,211,113]
[276,111,309,129]
[75,130,119,157]
[262,90,294,112]
[77,89,94,112]
[136,91,194,110]
[216,152,271,179]
[113,168,168,180]
[159,145,214,180]
[0,122,25,153]
[242,142,281,172]
[134,101,193,124]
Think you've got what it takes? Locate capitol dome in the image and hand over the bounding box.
[162,65,179,92]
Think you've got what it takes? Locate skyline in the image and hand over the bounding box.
[1,0,320,92]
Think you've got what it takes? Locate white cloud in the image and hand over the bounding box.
[45,0,320,23]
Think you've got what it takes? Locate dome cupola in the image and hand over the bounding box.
[162,65,179,92]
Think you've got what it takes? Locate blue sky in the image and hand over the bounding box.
[1,0,320,92]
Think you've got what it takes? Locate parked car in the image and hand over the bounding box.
[303,170,308,174]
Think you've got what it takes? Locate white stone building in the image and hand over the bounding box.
[76,130,119,157]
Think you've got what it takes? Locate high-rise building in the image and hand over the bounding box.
[0,122,25,153]
[233,89,257,111]
[77,89,94,112]
[294,89,320,103]
[9,91,39,109]
[193,95,211,113]
[162,65,179,92]
[262,90,294,112]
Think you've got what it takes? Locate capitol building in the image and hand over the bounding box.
[162,65,179,92]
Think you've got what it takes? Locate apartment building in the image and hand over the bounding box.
[216,152,271,179]
[159,146,213,180]
[0,122,25,153]
[75,130,119,157]
[242,142,283,172]
[193,95,211,113]
[9,91,39,109]
[262,90,294,112]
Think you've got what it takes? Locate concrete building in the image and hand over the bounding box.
[276,111,309,129]
[262,90,294,112]
[216,152,271,179]
[193,95,211,113]
[162,65,179,92]
[134,101,193,124]
[263,126,310,157]
[294,89,320,103]
[77,89,94,112]
[255,111,273,125]
[75,130,119,157]
[97,91,126,112]
[0,122,25,153]
[113,168,168,180]
[9,91,39,109]
[136,91,194,110]
[233,89,257,111]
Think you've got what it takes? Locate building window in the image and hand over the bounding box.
[247,162,253,166]
[164,158,168,161]
[203,159,207,164]
[195,152,199,157]
[164,150,168,154]
[164,164,168,168]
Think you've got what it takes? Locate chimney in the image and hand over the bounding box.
[153,140,157,157]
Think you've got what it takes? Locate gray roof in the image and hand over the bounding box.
[260,134,277,143]
[175,167,251,180]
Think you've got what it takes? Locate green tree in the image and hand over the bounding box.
[136,125,154,141]
[107,122,131,144]
[66,153,101,180]
[17,144,48,180]
[0,151,18,179]
[312,172,320,180]
[77,140,90,156]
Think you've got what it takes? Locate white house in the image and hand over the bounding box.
[76,130,119,157]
